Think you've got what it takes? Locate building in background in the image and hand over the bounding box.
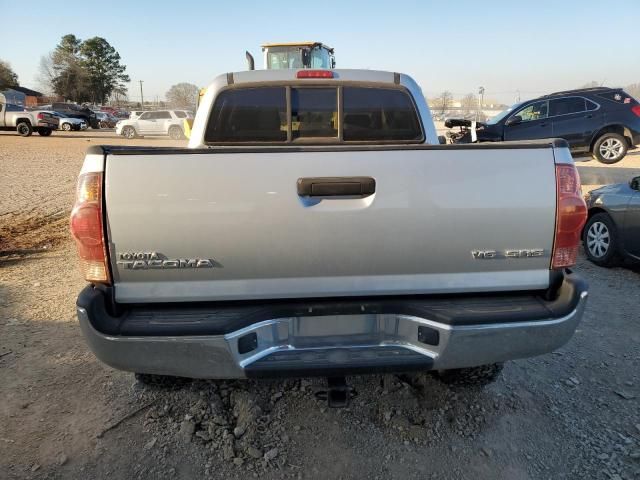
[0,86,47,108]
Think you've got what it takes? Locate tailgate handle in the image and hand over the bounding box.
[297,177,376,197]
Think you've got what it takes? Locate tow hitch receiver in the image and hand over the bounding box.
[315,377,356,408]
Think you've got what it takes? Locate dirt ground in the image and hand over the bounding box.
[1,131,639,480]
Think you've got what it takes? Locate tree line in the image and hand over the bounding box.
[38,34,198,109]
[38,34,130,104]
[0,59,19,90]
[430,91,481,116]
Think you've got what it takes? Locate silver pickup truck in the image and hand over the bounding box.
[0,95,58,136]
[72,69,588,399]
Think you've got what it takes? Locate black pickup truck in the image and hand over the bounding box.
[51,102,100,129]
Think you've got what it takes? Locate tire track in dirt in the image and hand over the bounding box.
[0,210,70,257]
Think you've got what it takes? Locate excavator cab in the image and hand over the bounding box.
[262,42,335,70]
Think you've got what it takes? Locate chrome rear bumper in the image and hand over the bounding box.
[77,275,588,379]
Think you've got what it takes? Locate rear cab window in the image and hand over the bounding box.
[205,87,287,142]
[204,84,423,144]
[343,87,422,141]
[291,88,337,139]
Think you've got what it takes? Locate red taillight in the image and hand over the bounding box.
[631,105,640,117]
[552,165,587,269]
[296,70,334,79]
[37,113,44,120]
[70,172,110,283]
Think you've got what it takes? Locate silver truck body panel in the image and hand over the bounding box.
[105,146,557,303]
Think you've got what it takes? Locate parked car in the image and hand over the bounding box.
[446,87,640,164]
[174,110,194,119]
[96,111,117,129]
[113,111,129,119]
[107,113,119,126]
[51,112,87,131]
[72,68,588,400]
[583,177,640,266]
[0,95,58,136]
[52,103,100,129]
[115,110,187,139]
[100,106,119,115]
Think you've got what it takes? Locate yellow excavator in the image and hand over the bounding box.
[260,42,335,70]
[183,41,335,139]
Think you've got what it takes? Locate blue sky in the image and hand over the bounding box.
[2,0,639,105]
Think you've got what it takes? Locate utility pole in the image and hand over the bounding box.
[477,86,485,121]
[139,80,144,108]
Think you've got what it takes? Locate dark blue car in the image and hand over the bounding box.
[448,87,640,164]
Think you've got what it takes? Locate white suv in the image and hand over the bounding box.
[115,110,192,139]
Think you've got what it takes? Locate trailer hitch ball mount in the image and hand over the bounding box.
[315,377,357,408]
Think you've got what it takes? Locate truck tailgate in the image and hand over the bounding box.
[104,146,557,303]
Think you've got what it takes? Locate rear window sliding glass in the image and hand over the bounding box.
[291,88,337,139]
[343,87,422,141]
[205,87,287,142]
[204,85,422,144]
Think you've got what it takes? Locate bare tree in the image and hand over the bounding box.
[109,86,129,106]
[429,91,454,115]
[461,93,477,116]
[166,83,199,110]
[37,54,56,94]
[437,91,453,115]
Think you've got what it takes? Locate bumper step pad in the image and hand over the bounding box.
[244,346,433,378]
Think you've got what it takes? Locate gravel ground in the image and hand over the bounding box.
[1,131,639,480]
